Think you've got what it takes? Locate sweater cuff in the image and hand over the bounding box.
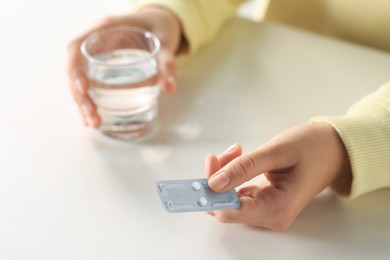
[130,0,238,54]
[310,101,390,198]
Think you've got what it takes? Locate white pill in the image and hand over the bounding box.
[191,181,202,191]
[198,197,208,207]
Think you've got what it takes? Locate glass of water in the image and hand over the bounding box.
[81,26,161,141]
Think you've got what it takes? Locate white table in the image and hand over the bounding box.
[1,1,390,259]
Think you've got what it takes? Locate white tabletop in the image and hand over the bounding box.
[1,1,390,259]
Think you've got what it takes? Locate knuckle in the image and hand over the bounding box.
[164,60,176,70]
[232,155,256,180]
[159,52,175,65]
[67,39,79,53]
[97,16,115,27]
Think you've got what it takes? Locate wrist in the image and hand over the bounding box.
[137,6,186,54]
[313,123,353,194]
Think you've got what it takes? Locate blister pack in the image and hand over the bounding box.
[156,178,240,213]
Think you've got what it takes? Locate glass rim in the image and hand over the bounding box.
[80,26,161,67]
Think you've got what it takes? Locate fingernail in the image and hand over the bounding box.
[80,103,92,126]
[208,172,230,191]
[75,77,86,94]
[224,144,237,153]
[167,75,176,90]
[81,103,90,115]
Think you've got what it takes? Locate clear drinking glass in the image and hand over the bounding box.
[81,26,161,141]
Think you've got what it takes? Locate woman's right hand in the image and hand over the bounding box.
[204,124,352,231]
[67,6,183,127]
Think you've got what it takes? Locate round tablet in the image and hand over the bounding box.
[191,181,202,191]
[198,197,208,207]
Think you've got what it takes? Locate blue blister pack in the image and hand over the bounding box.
[156,178,241,213]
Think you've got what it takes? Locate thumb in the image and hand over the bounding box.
[208,145,296,192]
[158,48,176,93]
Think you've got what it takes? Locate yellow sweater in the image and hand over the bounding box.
[311,83,390,198]
[131,0,390,198]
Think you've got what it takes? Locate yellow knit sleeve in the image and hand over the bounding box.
[129,0,243,53]
[311,82,390,198]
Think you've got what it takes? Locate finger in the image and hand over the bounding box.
[207,211,215,217]
[67,38,99,126]
[237,185,258,197]
[217,144,242,168]
[158,48,176,93]
[204,144,242,179]
[67,39,89,95]
[78,101,101,128]
[66,53,100,128]
[68,69,100,127]
[213,184,295,230]
[204,154,220,179]
[208,144,297,192]
[212,196,257,224]
[204,154,221,217]
[69,77,99,128]
[78,101,92,127]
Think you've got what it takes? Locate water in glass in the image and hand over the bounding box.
[88,49,160,140]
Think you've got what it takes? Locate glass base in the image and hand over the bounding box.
[99,119,156,142]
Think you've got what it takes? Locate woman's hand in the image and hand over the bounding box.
[67,7,182,127]
[204,123,352,231]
